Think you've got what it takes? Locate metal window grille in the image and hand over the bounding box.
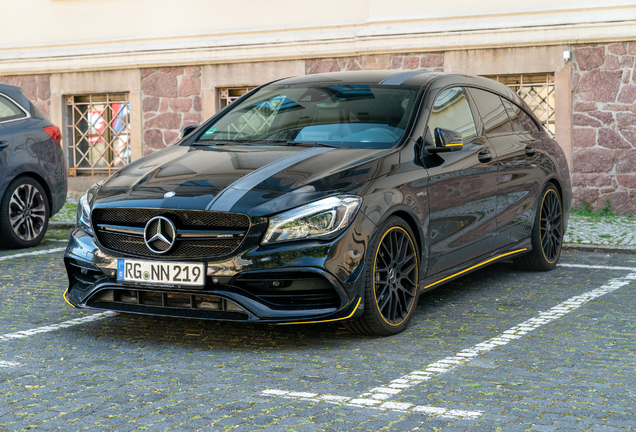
[485,74,556,137]
[218,87,254,110]
[66,93,131,177]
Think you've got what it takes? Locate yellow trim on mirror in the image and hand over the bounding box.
[444,143,463,147]
[278,297,361,325]
[424,248,528,289]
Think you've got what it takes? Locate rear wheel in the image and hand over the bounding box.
[514,183,563,271]
[0,177,49,249]
[344,216,419,336]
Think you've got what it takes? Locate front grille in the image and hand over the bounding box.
[87,288,249,320]
[92,208,250,259]
[94,208,250,229]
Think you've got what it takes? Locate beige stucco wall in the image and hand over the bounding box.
[1,2,635,74]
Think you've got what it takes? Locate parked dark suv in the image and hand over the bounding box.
[0,83,67,248]
[64,71,570,335]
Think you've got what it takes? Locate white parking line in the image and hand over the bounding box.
[263,268,636,415]
[259,390,483,419]
[0,247,66,263]
[0,312,116,343]
[558,263,636,271]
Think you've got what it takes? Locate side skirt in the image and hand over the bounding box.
[419,238,532,293]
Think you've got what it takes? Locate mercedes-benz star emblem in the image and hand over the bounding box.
[144,216,177,254]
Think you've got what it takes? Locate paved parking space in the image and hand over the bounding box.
[0,236,635,431]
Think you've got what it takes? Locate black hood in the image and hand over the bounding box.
[93,144,398,216]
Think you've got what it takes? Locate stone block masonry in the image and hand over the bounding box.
[141,66,203,156]
[572,42,636,215]
[0,74,51,118]
[306,53,444,75]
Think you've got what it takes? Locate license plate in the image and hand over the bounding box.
[117,259,205,288]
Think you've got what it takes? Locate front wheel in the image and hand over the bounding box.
[0,177,50,249]
[514,183,563,271]
[344,216,420,336]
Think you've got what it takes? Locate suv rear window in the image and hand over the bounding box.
[0,94,26,122]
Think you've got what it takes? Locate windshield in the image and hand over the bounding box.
[196,84,418,149]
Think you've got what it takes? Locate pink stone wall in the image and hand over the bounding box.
[306,53,444,74]
[0,74,51,119]
[572,42,636,215]
[141,67,202,156]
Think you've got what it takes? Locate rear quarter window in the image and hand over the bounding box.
[0,94,26,122]
[502,98,539,132]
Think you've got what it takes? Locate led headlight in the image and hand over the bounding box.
[262,195,362,244]
[76,183,100,235]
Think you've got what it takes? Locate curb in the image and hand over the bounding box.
[563,244,636,254]
[49,222,75,230]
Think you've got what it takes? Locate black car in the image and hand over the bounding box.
[0,83,67,249]
[64,71,570,336]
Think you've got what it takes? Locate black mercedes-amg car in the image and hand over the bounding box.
[64,71,570,336]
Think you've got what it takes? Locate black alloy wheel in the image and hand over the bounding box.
[515,183,563,271]
[0,177,49,249]
[540,188,563,263]
[345,216,419,336]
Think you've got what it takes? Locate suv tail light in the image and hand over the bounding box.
[43,126,62,147]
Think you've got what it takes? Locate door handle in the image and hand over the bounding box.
[0,141,9,150]
[477,149,493,163]
[525,145,536,157]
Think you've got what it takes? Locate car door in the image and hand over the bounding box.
[467,87,541,250]
[422,86,499,275]
[0,93,21,185]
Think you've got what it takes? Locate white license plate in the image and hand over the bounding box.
[117,259,205,287]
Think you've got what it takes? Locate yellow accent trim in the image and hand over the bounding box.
[445,143,463,147]
[539,188,562,264]
[373,226,419,327]
[277,297,361,325]
[424,248,528,289]
[63,288,77,308]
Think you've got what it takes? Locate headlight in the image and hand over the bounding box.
[262,195,362,244]
[76,183,100,235]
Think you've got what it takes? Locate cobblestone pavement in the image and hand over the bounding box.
[564,216,636,247]
[0,234,635,431]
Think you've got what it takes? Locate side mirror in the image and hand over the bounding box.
[427,127,463,153]
[181,125,198,139]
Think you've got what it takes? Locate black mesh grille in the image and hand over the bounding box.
[93,208,250,229]
[93,208,249,259]
[99,232,243,258]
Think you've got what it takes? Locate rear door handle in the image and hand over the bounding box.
[0,141,9,149]
[477,149,493,163]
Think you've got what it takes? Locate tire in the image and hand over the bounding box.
[0,177,50,249]
[514,183,563,271]
[344,216,420,336]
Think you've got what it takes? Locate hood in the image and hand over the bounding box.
[93,144,398,216]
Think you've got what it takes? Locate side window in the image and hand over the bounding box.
[0,95,26,122]
[467,88,513,135]
[501,98,539,132]
[427,87,477,142]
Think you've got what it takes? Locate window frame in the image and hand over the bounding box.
[0,93,30,124]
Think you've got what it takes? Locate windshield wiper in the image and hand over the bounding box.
[191,141,232,146]
[285,141,346,148]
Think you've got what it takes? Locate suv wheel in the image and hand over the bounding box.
[0,177,49,249]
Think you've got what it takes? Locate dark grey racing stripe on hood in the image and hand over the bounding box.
[205,146,335,212]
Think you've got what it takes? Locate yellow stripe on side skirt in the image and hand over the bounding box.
[424,248,528,289]
[278,297,361,325]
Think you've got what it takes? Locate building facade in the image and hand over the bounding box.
[1,1,635,213]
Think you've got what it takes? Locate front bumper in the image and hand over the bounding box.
[64,212,373,324]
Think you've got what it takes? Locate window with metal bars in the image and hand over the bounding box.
[66,93,130,177]
[485,74,555,137]
[218,87,255,111]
